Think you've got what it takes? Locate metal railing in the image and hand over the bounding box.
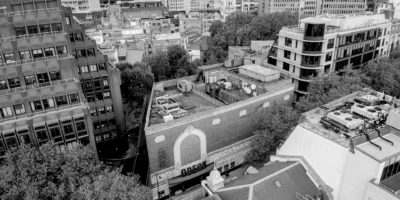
[0,78,78,96]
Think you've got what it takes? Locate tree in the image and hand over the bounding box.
[149,52,171,82]
[0,144,152,200]
[295,73,363,113]
[119,62,154,104]
[246,104,300,166]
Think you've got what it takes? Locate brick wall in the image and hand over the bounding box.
[145,87,294,173]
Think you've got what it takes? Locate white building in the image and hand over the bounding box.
[168,0,191,13]
[61,0,101,13]
[277,89,400,200]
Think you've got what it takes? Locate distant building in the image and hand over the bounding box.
[168,0,191,13]
[240,0,259,13]
[367,0,389,12]
[225,40,274,67]
[61,0,101,13]
[266,14,391,98]
[277,89,400,200]
[258,0,367,17]
[144,64,294,199]
[389,19,400,51]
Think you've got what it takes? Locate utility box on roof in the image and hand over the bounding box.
[239,64,280,82]
[177,80,193,92]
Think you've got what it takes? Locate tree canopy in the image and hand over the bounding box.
[203,11,298,64]
[0,144,152,200]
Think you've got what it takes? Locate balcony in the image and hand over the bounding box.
[301,56,321,68]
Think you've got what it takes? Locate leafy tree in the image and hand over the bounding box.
[149,52,171,82]
[0,144,152,200]
[296,73,363,113]
[246,104,300,166]
[360,58,400,97]
[119,62,154,104]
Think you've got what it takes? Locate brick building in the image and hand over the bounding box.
[0,0,124,157]
[144,64,294,199]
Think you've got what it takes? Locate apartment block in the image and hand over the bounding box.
[0,0,124,158]
[258,0,367,17]
[61,0,101,13]
[266,14,391,98]
[168,0,191,13]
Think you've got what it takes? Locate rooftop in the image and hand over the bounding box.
[216,161,328,200]
[147,65,292,126]
[300,89,400,158]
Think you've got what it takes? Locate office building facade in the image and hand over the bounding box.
[266,14,391,98]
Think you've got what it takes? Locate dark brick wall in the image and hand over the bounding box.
[145,89,293,173]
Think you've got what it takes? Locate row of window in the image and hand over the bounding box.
[0,117,88,154]
[74,48,96,59]
[94,118,117,130]
[95,130,117,143]
[0,71,61,90]
[85,90,112,102]
[14,23,63,37]
[0,46,67,64]
[90,105,114,116]
[82,77,110,93]
[0,93,80,118]
[79,63,106,73]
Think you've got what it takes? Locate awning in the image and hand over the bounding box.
[10,93,24,104]
[0,96,10,107]
[42,34,55,47]
[47,60,60,72]
[1,41,13,53]
[17,38,30,51]
[49,12,62,23]
[54,33,67,45]
[46,114,59,124]
[25,14,37,26]
[35,62,47,74]
[0,16,9,26]
[168,164,213,188]
[60,111,72,121]
[87,56,97,65]
[1,123,15,134]
[37,12,49,24]
[12,15,24,27]
[21,63,35,75]
[72,109,85,119]
[78,58,88,66]
[0,69,5,80]
[66,82,77,93]
[40,87,53,99]
[15,121,29,131]
[53,85,65,96]
[32,116,46,127]
[96,54,106,63]
[27,89,40,101]
[6,67,19,78]
[30,37,43,49]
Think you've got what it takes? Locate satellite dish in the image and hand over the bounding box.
[250,84,256,90]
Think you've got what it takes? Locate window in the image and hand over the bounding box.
[0,106,13,118]
[20,51,32,61]
[98,107,106,114]
[80,65,89,73]
[44,47,55,57]
[0,80,8,90]
[106,105,113,112]
[283,62,290,71]
[37,73,50,84]
[15,27,26,36]
[18,130,31,145]
[27,25,39,35]
[24,75,36,85]
[49,71,61,81]
[56,46,67,55]
[75,33,83,41]
[95,92,103,100]
[87,48,95,56]
[51,23,62,32]
[32,49,44,59]
[284,50,291,59]
[4,53,15,63]
[69,93,80,104]
[4,132,18,148]
[103,91,111,99]
[325,52,332,62]
[42,98,55,109]
[93,79,101,89]
[39,24,51,33]
[69,33,74,42]
[55,95,68,107]
[65,16,71,25]
[98,63,106,70]
[109,118,116,126]
[49,127,62,141]
[90,108,97,116]
[327,39,334,49]
[13,104,26,115]
[8,78,21,88]
[76,121,86,132]
[285,38,292,46]
[324,64,331,73]
[30,100,43,111]
[102,79,109,88]
[89,64,98,72]
[36,130,48,142]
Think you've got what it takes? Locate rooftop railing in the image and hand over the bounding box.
[281,22,389,35]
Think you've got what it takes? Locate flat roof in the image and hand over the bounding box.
[357,133,400,162]
[239,64,279,77]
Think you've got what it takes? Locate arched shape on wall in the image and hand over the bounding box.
[173,125,207,169]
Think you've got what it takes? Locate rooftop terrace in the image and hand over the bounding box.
[300,89,400,155]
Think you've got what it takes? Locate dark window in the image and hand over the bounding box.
[37,73,50,84]
[44,47,55,57]
[4,132,18,148]
[55,95,68,107]
[56,46,67,55]
[27,25,39,35]
[8,78,21,88]
[36,130,48,142]
[18,130,31,145]
[267,57,276,66]
[304,23,325,37]
[285,38,292,46]
[109,118,116,126]
[69,33,74,42]
[49,71,61,81]
[98,63,106,70]
[325,52,332,62]
[30,100,43,111]
[24,75,36,85]
[324,64,331,73]
[49,127,61,138]
[87,48,95,56]
[42,98,55,109]
[15,27,26,36]
[39,24,51,33]
[76,121,86,131]
[51,23,62,32]
[283,62,290,71]
[75,33,83,41]
[327,39,334,49]
[303,42,322,52]
[0,80,8,90]
[284,50,291,59]
[95,92,103,100]
[69,93,80,104]
[86,93,95,102]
